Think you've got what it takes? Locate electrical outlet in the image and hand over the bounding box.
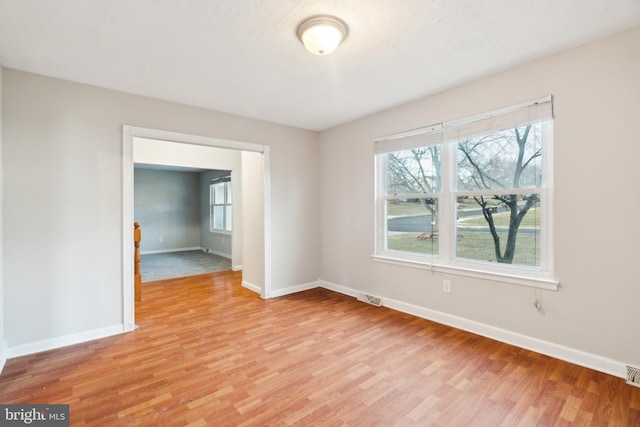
[443,280,451,294]
[159,235,163,242]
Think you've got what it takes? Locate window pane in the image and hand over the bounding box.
[225,181,232,204]
[456,194,540,267]
[387,146,441,194]
[225,205,232,231]
[213,206,224,229]
[210,205,215,231]
[457,123,543,191]
[214,183,225,204]
[386,198,438,256]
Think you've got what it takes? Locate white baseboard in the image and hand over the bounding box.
[0,340,8,374]
[241,280,320,299]
[202,247,232,259]
[6,324,126,359]
[318,279,626,380]
[140,246,201,255]
[318,279,359,298]
[267,281,319,299]
[232,265,243,272]
[242,280,261,295]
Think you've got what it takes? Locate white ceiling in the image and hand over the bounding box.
[1,0,639,131]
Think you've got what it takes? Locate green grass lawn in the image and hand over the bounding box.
[387,232,439,255]
[387,230,540,266]
[455,231,540,265]
[386,200,540,266]
[459,208,540,228]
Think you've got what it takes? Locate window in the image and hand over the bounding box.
[210,178,232,232]
[374,97,555,286]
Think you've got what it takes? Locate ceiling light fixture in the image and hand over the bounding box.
[296,15,348,56]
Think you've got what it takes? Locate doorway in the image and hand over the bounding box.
[134,164,233,281]
[122,126,271,331]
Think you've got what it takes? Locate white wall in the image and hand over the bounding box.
[134,137,241,171]
[241,151,265,290]
[319,28,640,372]
[134,168,201,253]
[2,69,320,352]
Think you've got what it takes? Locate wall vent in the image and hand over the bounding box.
[357,293,383,307]
[627,366,640,388]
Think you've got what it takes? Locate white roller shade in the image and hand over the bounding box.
[374,96,553,154]
[374,123,443,154]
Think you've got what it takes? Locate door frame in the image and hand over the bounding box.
[121,125,272,331]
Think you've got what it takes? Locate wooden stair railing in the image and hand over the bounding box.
[134,222,142,303]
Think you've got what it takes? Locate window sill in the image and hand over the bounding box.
[210,230,232,236]
[371,254,559,291]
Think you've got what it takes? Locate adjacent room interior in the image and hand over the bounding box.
[134,165,232,280]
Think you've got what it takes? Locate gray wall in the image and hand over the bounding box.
[134,168,201,253]
[2,68,320,350]
[319,27,640,370]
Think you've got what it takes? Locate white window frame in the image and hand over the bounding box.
[373,97,558,290]
[210,178,232,233]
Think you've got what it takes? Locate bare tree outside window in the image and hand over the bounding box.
[375,98,553,280]
[457,124,543,265]
[387,146,441,240]
[381,122,547,267]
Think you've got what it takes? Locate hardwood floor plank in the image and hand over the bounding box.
[1,270,639,426]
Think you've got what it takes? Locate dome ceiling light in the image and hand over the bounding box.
[296,15,348,56]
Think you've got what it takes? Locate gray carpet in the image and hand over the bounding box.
[141,250,232,282]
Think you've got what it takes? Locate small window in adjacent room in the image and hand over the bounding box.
[374,96,555,286]
[210,177,232,232]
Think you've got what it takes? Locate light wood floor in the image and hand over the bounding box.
[1,271,639,426]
